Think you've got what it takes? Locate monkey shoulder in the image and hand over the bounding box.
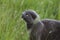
[33,22,44,30]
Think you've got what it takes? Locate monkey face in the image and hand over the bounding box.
[22,10,37,24]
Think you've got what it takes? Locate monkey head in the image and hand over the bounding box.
[22,10,40,24]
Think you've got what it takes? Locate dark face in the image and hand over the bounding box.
[22,10,37,24]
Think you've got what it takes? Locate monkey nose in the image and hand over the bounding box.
[22,14,25,19]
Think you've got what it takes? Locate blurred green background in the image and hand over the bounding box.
[0,0,60,40]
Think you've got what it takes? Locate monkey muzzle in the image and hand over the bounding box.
[22,14,27,21]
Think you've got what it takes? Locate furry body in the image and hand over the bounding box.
[22,10,60,40]
[29,19,60,40]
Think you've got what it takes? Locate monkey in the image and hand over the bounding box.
[22,10,60,40]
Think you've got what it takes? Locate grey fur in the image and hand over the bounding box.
[22,10,60,40]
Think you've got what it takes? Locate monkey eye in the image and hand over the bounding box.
[26,14,29,16]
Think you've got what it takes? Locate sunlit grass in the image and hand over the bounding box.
[0,0,60,40]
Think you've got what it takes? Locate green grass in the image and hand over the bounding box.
[0,0,60,40]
